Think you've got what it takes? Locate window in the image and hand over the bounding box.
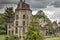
[20,36,21,38]
[16,21,18,26]
[15,27,18,33]
[9,30,10,35]
[12,30,14,35]
[23,15,25,19]
[23,27,25,33]
[23,21,25,26]
[16,15,19,19]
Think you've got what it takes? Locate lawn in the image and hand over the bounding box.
[0,35,60,40]
[0,35,6,40]
[45,37,60,40]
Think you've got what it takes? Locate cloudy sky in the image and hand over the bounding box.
[0,0,60,22]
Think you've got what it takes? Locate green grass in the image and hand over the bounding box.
[0,35,6,40]
[45,37,60,40]
[0,35,60,40]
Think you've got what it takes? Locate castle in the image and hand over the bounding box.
[7,0,60,40]
[7,0,32,40]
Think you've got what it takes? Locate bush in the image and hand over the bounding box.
[5,35,19,40]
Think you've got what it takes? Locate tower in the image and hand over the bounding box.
[7,0,32,40]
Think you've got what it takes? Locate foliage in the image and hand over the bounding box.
[5,35,19,40]
[25,17,44,40]
[0,14,6,35]
[33,10,53,35]
[4,7,15,23]
[0,7,15,35]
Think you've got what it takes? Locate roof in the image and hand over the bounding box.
[15,2,31,11]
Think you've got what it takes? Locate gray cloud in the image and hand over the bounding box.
[43,6,60,22]
[0,0,18,4]
[0,4,4,9]
[0,0,60,9]
[0,0,18,9]
[50,0,60,8]
[0,0,60,22]
[0,0,56,9]
[27,0,52,8]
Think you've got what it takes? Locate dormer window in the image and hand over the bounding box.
[23,15,25,19]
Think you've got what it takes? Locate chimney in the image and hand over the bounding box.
[20,0,22,8]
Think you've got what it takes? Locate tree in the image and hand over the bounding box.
[5,35,19,40]
[25,17,44,40]
[3,7,15,35]
[0,14,6,34]
[4,7,15,23]
[33,10,53,35]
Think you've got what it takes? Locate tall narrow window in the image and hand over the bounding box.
[23,15,25,19]
[16,15,18,19]
[15,27,18,33]
[12,30,14,35]
[20,36,21,38]
[16,21,18,26]
[23,21,25,26]
[9,30,10,35]
[23,27,25,33]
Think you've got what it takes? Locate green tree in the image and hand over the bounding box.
[25,17,44,40]
[4,7,15,23]
[0,14,6,34]
[33,10,53,35]
[5,35,19,40]
[3,7,15,35]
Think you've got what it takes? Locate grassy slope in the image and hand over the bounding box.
[0,35,6,40]
[45,37,60,40]
[0,35,60,40]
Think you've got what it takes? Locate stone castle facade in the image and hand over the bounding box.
[7,0,60,40]
[7,0,32,40]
